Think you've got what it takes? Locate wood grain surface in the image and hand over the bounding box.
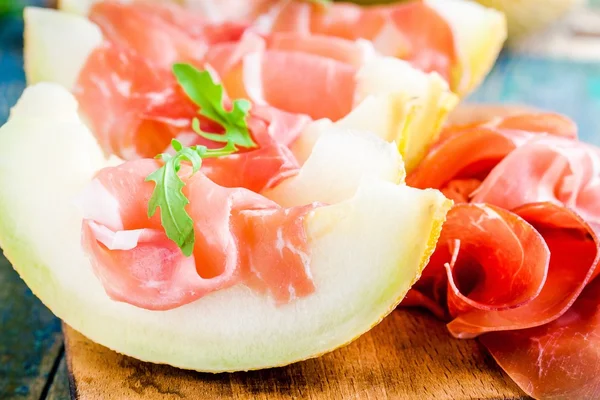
[64,308,529,400]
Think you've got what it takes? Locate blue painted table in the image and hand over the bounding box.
[0,9,68,400]
[1,5,599,400]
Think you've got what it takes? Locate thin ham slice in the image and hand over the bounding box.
[408,113,578,191]
[81,159,318,310]
[89,1,248,68]
[75,44,307,193]
[473,136,600,231]
[250,0,456,82]
[481,275,600,400]
[439,112,578,143]
[192,123,301,193]
[446,203,599,338]
[403,112,600,398]
[409,203,549,325]
[205,32,362,121]
[75,43,188,159]
[75,43,222,158]
[252,50,356,120]
[267,32,373,67]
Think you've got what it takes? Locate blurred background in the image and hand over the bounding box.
[0,0,599,398]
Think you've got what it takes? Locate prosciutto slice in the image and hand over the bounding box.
[407,113,578,192]
[243,0,456,81]
[473,136,600,231]
[404,112,600,399]
[80,159,318,310]
[204,31,368,120]
[89,1,248,68]
[77,1,313,170]
[75,44,307,192]
[445,203,599,338]
[481,275,600,400]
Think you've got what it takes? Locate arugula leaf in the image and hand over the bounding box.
[146,139,236,256]
[147,64,256,256]
[172,63,257,149]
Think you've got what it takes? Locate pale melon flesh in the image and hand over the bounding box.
[0,83,451,371]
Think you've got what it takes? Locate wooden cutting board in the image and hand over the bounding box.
[63,309,529,400]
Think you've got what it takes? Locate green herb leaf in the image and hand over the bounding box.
[172,63,257,149]
[146,139,236,256]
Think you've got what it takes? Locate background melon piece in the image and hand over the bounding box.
[58,0,108,16]
[24,7,102,90]
[459,0,582,44]
[425,0,507,97]
[0,83,451,371]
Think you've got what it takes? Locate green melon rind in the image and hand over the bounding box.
[0,83,451,372]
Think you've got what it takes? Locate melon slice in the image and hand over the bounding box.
[55,0,506,98]
[354,57,458,171]
[22,6,457,172]
[263,126,405,207]
[0,83,451,371]
[425,0,507,97]
[24,7,102,90]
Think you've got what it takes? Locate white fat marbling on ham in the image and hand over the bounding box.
[74,178,123,230]
[87,221,147,251]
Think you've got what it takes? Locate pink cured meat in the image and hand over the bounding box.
[74,43,189,160]
[409,204,550,325]
[247,0,456,81]
[204,32,360,121]
[407,113,578,195]
[472,136,600,232]
[80,159,319,310]
[403,112,600,398]
[89,1,248,68]
[441,203,599,338]
[75,45,307,193]
[481,274,600,400]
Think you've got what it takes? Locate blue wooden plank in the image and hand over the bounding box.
[0,15,26,123]
[0,250,64,400]
[470,52,600,145]
[0,12,64,400]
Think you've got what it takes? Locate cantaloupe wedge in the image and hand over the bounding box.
[0,83,451,371]
[23,6,456,172]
